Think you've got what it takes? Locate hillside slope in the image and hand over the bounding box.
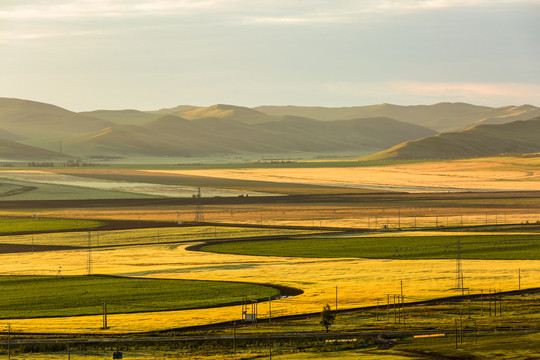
[178,104,274,124]
[79,109,161,125]
[0,138,73,161]
[63,124,208,157]
[0,98,112,139]
[64,115,436,157]
[365,117,540,160]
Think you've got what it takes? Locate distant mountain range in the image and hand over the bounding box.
[256,103,540,132]
[0,97,538,161]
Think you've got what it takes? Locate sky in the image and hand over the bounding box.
[1,0,540,111]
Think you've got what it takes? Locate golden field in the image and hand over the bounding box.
[1,241,538,334]
[148,157,540,192]
[0,156,538,229]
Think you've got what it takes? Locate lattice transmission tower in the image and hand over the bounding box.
[194,187,204,223]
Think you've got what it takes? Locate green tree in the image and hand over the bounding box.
[319,304,336,333]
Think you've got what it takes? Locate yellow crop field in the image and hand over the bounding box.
[148,157,540,192]
[1,242,538,334]
[0,226,322,247]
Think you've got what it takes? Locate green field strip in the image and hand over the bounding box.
[0,218,102,233]
[201,234,540,260]
[0,275,279,319]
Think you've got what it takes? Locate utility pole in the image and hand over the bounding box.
[393,294,396,324]
[460,310,463,344]
[233,322,236,354]
[102,301,108,330]
[455,239,464,292]
[455,319,458,349]
[519,268,521,290]
[401,280,404,325]
[489,289,492,316]
[269,297,272,323]
[7,323,11,360]
[387,294,390,323]
[335,285,338,315]
[499,289,502,316]
[267,334,272,359]
[401,296,405,325]
[467,289,471,319]
[87,231,92,275]
[481,289,484,316]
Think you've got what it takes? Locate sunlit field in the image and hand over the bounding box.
[150,156,540,192]
[0,275,278,318]
[0,157,538,338]
[0,217,101,233]
[0,226,326,247]
[202,234,540,260]
[0,241,538,334]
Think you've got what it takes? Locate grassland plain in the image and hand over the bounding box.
[201,234,540,260]
[0,226,326,247]
[0,242,538,333]
[53,168,365,195]
[0,177,155,201]
[0,275,278,318]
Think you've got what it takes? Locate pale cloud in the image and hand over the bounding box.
[0,0,533,20]
[325,81,540,106]
[391,82,540,99]
[0,0,218,19]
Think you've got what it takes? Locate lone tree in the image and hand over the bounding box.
[320,304,336,333]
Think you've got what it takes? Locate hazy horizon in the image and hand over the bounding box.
[2,1,539,111]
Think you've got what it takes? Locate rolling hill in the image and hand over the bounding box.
[79,109,161,125]
[364,117,540,160]
[177,104,274,124]
[62,115,437,157]
[62,124,206,157]
[255,103,540,132]
[0,98,112,139]
[1,98,538,160]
